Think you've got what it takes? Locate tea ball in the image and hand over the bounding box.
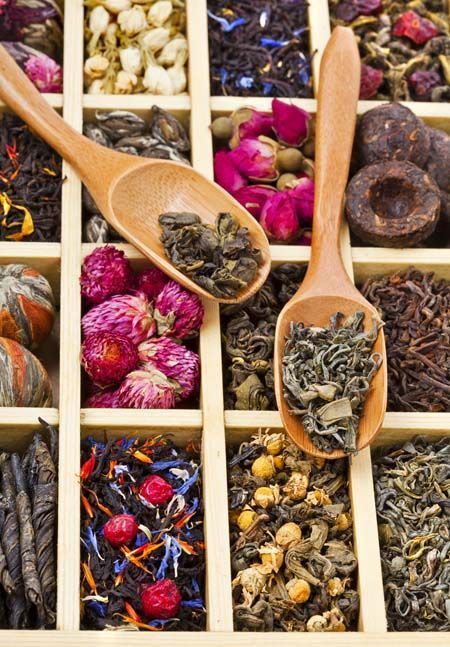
[0,337,52,406]
[0,264,55,349]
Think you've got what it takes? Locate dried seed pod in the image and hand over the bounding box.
[345,161,440,248]
[356,103,430,169]
[95,111,146,141]
[425,127,450,192]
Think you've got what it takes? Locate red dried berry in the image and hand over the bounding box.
[359,64,384,99]
[408,69,442,100]
[141,579,182,619]
[392,10,439,46]
[335,0,382,22]
[103,514,138,547]
[139,475,174,506]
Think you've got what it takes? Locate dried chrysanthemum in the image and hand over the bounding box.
[251,455,275,480]
[237,509,257,531]
[253,486,276,509]
[155,281,204,339]
[286,578,311,603]
[259,544,284,572]
[306,614,328,632]
[305,489,332,506]
[282,472,309,500]
[275,522,302,549]
[81,331,139,387]
[117,365,179,409]
[82,292,156,344]
[135,267,169,299]
[327,577,346,597]
[80,246,134,304]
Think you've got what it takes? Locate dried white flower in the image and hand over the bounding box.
[102,0,132,13]
[119,47,142,75]
[147,1,172,27]
[143,63,174,94]
[84,54,110,80]
[114,69,137,93]
[141,27,171,53]
[89,5,110,35]
[104,22,118,46]
[117,6,148,36]
[87,79,106,94]
[167,63,186,94]
[157,35,188,66]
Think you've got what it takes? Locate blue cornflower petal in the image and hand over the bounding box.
[182,599,205,609]
[262,82,273,95]
[260,37,288,47]
[151,459,185,471]
[207,10,246,32]
[156,534,171,580]
[134,532,148,548]
[148,618,174,627]
[191,576,200,594]
[86,600,107,617]
[176,467,199,496]
[113,558,128,574]
[237,75,254,89]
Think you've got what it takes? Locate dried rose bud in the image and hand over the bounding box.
[229,107,274,148]
[214,150,248,194]
[260,191,300,243]
[81,331,139,387]
[359,64,384,100]
[155,281,204,339]
[138,337,200,400]
[228,136,278,182]
[141,579,181,619]
[103,514,138,547]
[272,98,310,147]
[117,365,178,409]
[82,292,156,345]
[335,0,382,22]
[140,474,174,506]
[289,176,315,226]
[408,69,442,100]
[275,522,302,549]
[24,53,63,93]
[84,387,120,408]
[80,246,134,305]
[392,10,439,45]
[233,184,277,220]
[135,267,169,300]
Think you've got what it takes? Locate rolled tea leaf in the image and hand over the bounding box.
[38,417,59,467]
[0,501,14,596]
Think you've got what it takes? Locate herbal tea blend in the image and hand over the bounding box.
[373,436,450,631]
[329,0,450,102]
[212,99,315,245]
[83,108,190,242]
[208,0,313,98]
[159,212,262,298]
[361,269,449,412]
[221,264,306,410]
[84,0,188,95]
[0,115,62,242]
[228,430,358,632]
[283,312,382,454]
[0,418,58,629]
[80,435,205,631]
[80,246,202,409]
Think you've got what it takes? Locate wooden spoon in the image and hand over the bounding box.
[274,27,387,459]
[0,46,270,304]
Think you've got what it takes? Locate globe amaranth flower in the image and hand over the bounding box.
[233,184,277,220]
[135,267,169,300]
[155,281,204,339]
[81,331,139,387]
[272,98,310,147]
[138,337,200,400]
[259,191,300,243]
[80,245,134,305]
[214,150,247,194]
[84,387,121,408]
[82,292,156,345]
[229,107,274,148]
[228,136,278,182]
[117,365,179,409]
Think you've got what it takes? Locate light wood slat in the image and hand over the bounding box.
[308,0,331,96]
[210,96,317,114]
[0,241,61,259]
[83,94,191,112]
[80,408,202,430]
[0,408,59,427]
[353,247,450,282]
[0,93,63,110]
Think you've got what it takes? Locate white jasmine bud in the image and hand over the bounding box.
[84,54,110,80]
[167,63,186,94]
[102,0,131,13]
[104,22,118,46]
[118,6,148,36]
[87,79,106,94]
[141,27,170,53]
[157,35,188,66]
[89,5,110,35]
[119,47,142,75]
[143,63,174,94]
[147,1,172,27]
[114,70,137,93]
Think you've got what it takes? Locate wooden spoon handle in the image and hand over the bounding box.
[303,27,360,295]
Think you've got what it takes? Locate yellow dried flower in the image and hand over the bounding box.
[237,509,256,531]
[306,488,332,506]
[283,472,309,500]
[253,487,275,509]
[306,614,328,632]
[259,544,284,572]
[327,577,346,597]
[335,512,351,532]
[229,509,240,525]
[266,435,284,455]
[275,522,301,549]
[286,578,311,603]
[273,456,284,470]
[251,455,275,480]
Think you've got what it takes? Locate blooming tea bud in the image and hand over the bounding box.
[81,331,139,387]
[228,136,278,181]
[286,578,311,603]
[157,35,188,66]
[148,1,173,27]
[141,27,171,53]
[214,150,247,195]
[272,98,310,147]
[23,54,63,93]
[119,47,142,75]
[143,63,174,94]
[251,455,275,480]
[117,366,178,409]
[84,54,109,80]
[260,191,300,243]
[237,509,256,531]
[89,6,110,36]
[118,6,148,35]
[275,522,302,549]
[229,108,274,149]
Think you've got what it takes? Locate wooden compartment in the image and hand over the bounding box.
[0,0,448,644]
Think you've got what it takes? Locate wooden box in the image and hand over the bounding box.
[0,1,448,644]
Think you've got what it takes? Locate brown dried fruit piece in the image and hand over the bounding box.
[345,161,440,248]
[425,127,450,193]
[356,103,430,169]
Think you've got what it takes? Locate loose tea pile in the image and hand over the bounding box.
[84,0,188,95]
[347,103,450,247]
[159,212,262,298]
[373,436,450,631]
[0,1,63,93]
[83,108,190,242]
[221,264,306,410]
[212,99,315,245]
[80,435,205,631]
[208,0,313,98]
[283,312,382,454]
[81,245,202,408]
[0,115,62,242]
[330,0,450,102]
[0,418,58,629]
[361,268,449,412]
[228,430,359,632]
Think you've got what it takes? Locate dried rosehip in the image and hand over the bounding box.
[392,10,439,46]
[359,64,384,100]
[103,514,138,547]
[139,474,174,505]
[335,0,382,22]
[141,579,182,619]
[408,70,442,100]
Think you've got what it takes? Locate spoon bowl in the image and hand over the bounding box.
[0,45,270,304]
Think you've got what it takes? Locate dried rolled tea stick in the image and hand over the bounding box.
[38,417,59,467]
[10,453,45,627]
[0,501,14,596]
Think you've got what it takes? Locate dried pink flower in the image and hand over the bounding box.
[80,246,134,305]
[214,150,248,194]
[289,177,315,225]
[229,107,274,148]
[233,184,277,220]
[82,292,156,345]
[272,99,310,147]
[228,136,278,181]
[155,281,204,339]
[84,388,121,408]
[135,267,169,300]
[81,331,139,387]
[260,191,300,243]
[24,53,62,93]
[359,64,384,100]
[138,337,200,400]
[117,366,179,409]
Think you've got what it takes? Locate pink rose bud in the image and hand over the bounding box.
[260,191,300,243]
[229,107,274,148]
[24,54,63,93]
[289,177,315,225]
[233,184,277,220]
[272,98,311,147]
[214,150,248,194]
[228,136,278,181]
